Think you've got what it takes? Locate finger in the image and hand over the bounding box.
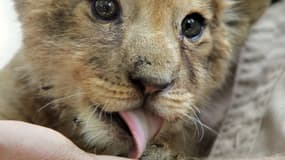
[95,155,135,160]
[84,153,135,160]
[0,121,135,160]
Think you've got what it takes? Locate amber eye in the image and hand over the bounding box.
[91,0,121,21]
[181,13,205,41]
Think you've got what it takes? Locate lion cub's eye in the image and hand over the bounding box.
[91,0,121,21]
[181,13,205,41]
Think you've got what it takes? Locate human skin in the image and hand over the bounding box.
[0,121,132,160]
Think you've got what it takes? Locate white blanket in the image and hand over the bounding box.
[210,1,285,158]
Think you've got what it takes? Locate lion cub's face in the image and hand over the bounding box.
[17,0,237,157]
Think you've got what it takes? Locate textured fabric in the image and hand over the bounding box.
[209,1,285,158]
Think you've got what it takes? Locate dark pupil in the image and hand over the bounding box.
[95,0,117,20]
[182,17,202,39]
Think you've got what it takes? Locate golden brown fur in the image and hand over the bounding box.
[0,0,269,159]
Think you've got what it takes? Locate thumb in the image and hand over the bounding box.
[85,154,135,160]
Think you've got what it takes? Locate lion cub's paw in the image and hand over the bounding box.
[140,144,186,160]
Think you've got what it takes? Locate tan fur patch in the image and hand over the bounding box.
[0,0,269,158]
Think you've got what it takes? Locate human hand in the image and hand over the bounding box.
[0,121,133,160]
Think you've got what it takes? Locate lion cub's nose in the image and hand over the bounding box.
[130,76,172,95]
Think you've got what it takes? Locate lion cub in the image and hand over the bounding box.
[0,0,269,159]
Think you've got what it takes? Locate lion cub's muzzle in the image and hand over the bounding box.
[129,72,174,95]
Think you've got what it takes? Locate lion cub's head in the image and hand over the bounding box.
[15,0,269,158]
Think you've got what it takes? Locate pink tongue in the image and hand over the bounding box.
[119,109,163,159]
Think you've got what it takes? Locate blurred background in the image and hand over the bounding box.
[0,0,22,69]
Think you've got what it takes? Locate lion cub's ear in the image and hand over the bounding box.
[14,0,36,20]
[224,0,270,28]
[14,0,69,21]
[223,0,271,50]
[14,0,47,23]
[235,0,271,25]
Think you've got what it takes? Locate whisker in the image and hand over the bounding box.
[191,106,218,136]
[192,105,201,114]
[181,108,217,142]
[102,102,110,120]
[182,106,202,138]
[187,115,204,141]
[182,114,203,140]
[86,105,97,128]
[98,105,105,121]
[197,118,218,135]
[37,92,86,113]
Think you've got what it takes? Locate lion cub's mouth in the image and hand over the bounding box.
[95,107,163,158]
